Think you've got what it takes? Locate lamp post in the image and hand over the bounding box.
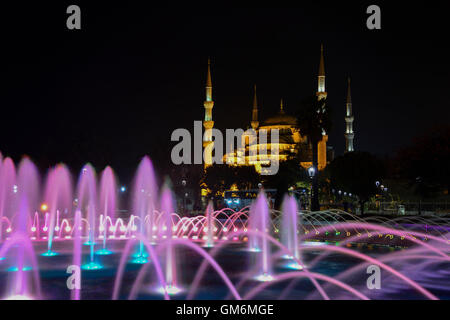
[308,166,316,211]
[181,179,187,214]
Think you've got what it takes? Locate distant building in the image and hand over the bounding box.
[345,77,355,153]
[202,45,337,174]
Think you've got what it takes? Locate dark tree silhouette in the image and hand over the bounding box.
[394,125,450,199]
[329,152,385,215]
[295,95,332,211]
[263,155,308,208]
[202,164,260,201]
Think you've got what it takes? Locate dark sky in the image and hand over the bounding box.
[0,2,449,182]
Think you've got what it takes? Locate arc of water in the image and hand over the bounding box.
[312,247,450,300]
[188,229,328,301]
[112,233,167,300]
[0,232,42,299]
[128,238,241,300]
[243,271,369,300]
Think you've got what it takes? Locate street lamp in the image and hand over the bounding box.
[308,166,315,178]
[308,166,316,210]
[181,179,187,214]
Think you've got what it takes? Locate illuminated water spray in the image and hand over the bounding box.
[131,156,158,264]
[204,201,214,248]
[71,210,82,300]
[249,191,273,282]
[159,185,180,295]
[78,165,102,270]
[42,164,72,257]
[281,195,303,270]
[97,167,117,256]
[0,157,17,242]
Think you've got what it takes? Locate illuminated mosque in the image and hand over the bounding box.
[202,45,355,174]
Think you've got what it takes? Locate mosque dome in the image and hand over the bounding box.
[262,99,297,126]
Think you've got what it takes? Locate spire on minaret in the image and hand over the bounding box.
[203,58,214,122]
[319,44,325,77]
[251,84,259,130]
[253,84,258,108]
[345,77,355,153]
[317,44,327,100]
[280,98,285,114]
[206,58,213,102]
[346,77,352,106]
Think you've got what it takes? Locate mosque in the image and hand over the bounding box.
[201,45,355,175]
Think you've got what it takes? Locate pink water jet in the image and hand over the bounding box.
[159,184,178,294]
[248,191,272,281]
[98,166,117,255]
[132,156,158,258]
[281,195,303,269]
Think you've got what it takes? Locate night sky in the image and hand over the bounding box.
[1,3,449,182]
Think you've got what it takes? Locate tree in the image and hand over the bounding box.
[202,164,260,201]
[168,163,204,211]
[263,155,308,208]
[295,95,332,211]
[329,152,385,215]
[394,125,450,200]
[233,166,260,190]
[202,165,236,200]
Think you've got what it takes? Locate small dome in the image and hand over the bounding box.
[262,99,297,126]
[263,111,297,126]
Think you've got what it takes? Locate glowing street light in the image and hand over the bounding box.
[308,166,316,178]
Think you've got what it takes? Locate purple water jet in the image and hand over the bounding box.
[159,184,179,294]
[98,166,117,255]
[204,201,214,247]
[281,195,303,269]
[132,156,158,261]
[43,164,72,256]
[0,157,17,241]
[248,191,273,281]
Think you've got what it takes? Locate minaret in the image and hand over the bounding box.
[251,85,259,130]
[316,44,327,100]
[203,59,215,167]
[279,98,285,113]
[345,77,355,152]
[316,44,328,170]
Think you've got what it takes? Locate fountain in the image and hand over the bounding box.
[97,166,117,255]
[0,152,448,300]
[42,164,72,257]
[0,157,17,243]
[204,201,214,248]
[158,184,180,295]
[281,195,303,270]
[77,164,102,270]
[130,156,158,264]
[248,191,273,282]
